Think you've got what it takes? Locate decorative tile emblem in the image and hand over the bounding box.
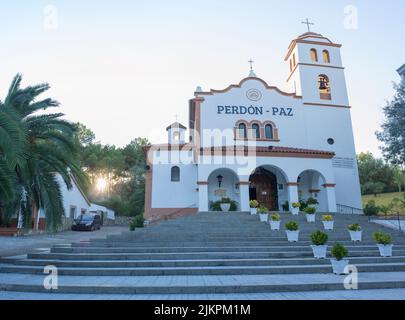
[246,89,262,101]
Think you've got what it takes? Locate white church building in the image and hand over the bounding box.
[144,31,363,222]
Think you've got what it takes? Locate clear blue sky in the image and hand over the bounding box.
[1,0,404,156]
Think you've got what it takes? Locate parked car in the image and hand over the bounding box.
[71,214,102,231]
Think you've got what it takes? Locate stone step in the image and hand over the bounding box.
[7,256,405,268]
[3,262,405,276]
[51,244,405,254]
[27,249,405,261]
[1,272,405,294]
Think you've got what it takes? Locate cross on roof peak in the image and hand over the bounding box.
[301,18,315,32]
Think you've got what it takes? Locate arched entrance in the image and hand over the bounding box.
[297,170,329,212]
[249,166,288,211]
[207,168,240,210]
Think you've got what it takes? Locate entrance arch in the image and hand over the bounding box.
[249,166,288,211]
[207,168,240,210]
[297,169,329,212]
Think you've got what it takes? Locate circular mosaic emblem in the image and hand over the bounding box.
[246,89,262,101]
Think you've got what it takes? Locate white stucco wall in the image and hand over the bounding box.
[55,174,90,218]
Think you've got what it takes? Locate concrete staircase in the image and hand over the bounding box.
[1,212,405,295]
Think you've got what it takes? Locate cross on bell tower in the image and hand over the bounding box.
[248,59,256,77]
[301,18,314,32]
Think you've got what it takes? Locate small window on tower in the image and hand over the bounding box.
[323,50,331,63]
[310,49,318,62]
[292,54,296,67]
[318,74,331,100]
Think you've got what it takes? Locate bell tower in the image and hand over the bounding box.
[167,122,186,145]
[285,31,350,107]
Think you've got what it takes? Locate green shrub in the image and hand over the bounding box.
[210,199,238,211]
[331,243,348,261]
[129,214,144,231]
[348,224,361,231]
[282,201,289,212]
[270,213,281,221]
[373,231,392,245]
[249,200,259,208]
[322,214,333,221]
[292,202,301,209]
[304,207,316,214]
[220,197,231,204]
[363,200,379,216]
[258,205,269,214]
[307,197,319,206]
[310,231,328,245]
[285,221,299,231]
[299,199,308,211]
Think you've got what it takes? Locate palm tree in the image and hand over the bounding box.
[1,74,87,231]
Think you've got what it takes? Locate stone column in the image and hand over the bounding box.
[198,182,209,212]
[287,183,299,211]
[239,182,250,212]
[323,184,337,213]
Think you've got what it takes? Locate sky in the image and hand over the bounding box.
[1,0,404,156]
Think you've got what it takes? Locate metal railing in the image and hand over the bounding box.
[336,204,364,215]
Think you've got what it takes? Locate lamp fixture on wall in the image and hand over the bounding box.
[217,175,223,188]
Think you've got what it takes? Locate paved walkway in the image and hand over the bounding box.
[1,289,405,300]
[0,226,128,258]
[372,220,405,233]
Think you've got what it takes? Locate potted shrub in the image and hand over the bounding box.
[269,213,281,231]
[291,202,301,216]
[304,206,316,223]
[220,198,231,212]
[307,197,319,209]
[285,221,299,242]
[348,224,362,242]
[322,215,334,230]
[330,243,349,275]
[249,200,259,215]
[258,206,269,222]
[282,201,289,212]
[310,231,328,259]
[373,232,393,257]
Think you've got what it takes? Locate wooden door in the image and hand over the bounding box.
[249,168,278,210]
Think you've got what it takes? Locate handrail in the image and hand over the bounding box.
[336,203,363,215]
[145,204,197,225]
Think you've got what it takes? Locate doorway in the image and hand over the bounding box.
[249,167,279,210]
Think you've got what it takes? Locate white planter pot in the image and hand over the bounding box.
[220,203,231,212]
[270,220,281,231]
[323,221,334,230]
[259,214,268,222]
[250,208,257,215]
[311,245,328,259]
[349,231,362,242]
[286,230,299,242]
[377,244,393,257]
[291,207,299,216]
[306,214,316,223]
[330,259,350,275]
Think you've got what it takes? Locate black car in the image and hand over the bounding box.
[71,214,102,231]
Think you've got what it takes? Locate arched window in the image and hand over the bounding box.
[238,123,247,139]
[171,166,180,182]
[251,123,260,139]
[265,124,273,140]
[292,54,296,67]
[323,50,330,63]
[289,59,293,72]
[310,49,318,62]
[318,74,331,100]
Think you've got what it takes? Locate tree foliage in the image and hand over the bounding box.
[0,74,87,230]
[376,82,405,166]
[74,125,149,217]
